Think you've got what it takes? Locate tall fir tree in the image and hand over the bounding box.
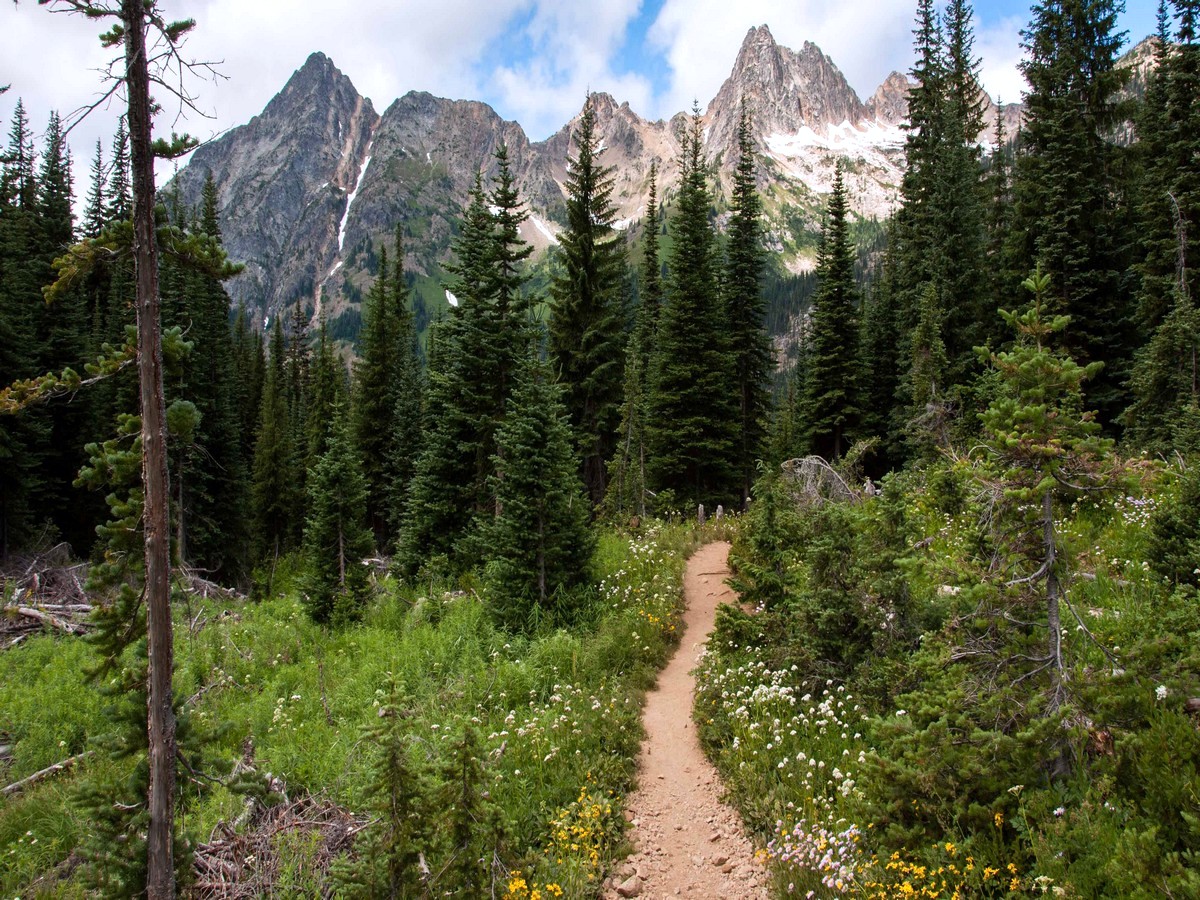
[83,139,108,239]
[645,108,740,509]
[485,350,594,630]
[251,326,302,563]
[1132,0,1200,335]
[167,174,250,577]
[384,228,425,538]
[353,240,400,544]
[549,94,627,507]
[301,403,373,624]
[724,103,773,505]
[1011,0,1133,429]
[799,161,861,460]
[398,154,535,573]
[605,164,662,521]
[307,315,348,469]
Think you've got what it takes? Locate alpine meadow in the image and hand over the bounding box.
[3,0,1200,897]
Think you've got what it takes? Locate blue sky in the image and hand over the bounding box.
[0,0,1161,193]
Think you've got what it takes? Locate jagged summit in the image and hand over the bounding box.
[168,26,1038,326]
[706,25,868,155]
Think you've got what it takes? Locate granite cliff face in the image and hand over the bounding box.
[173,26,1036,330]
[173,53,378,325]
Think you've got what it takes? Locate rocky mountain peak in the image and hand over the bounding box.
[865,72,911,127]
[705,25,867,163]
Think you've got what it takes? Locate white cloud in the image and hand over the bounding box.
[976,15,1030,106]
[489,0,654,138]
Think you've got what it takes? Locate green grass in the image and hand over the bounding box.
[0,520,713,896]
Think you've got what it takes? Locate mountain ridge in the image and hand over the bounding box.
[174,26,1023,331]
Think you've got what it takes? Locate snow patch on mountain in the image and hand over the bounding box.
[338,142,373,253]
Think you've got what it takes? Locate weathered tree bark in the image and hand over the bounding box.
[1044,490,1065,709]
[123,1,177,895]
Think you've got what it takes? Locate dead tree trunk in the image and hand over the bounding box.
[124,1,176,894]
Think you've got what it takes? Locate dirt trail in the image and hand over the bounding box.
[601,541,769,900]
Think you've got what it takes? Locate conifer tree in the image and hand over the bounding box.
[485,351,593,630]
[384,230,424,537]
[169,174,249,577]
[252,327,302,563]
[107,118,131,223]
[399,156,534,573]
[888,0,945,337]
[231,305,265,467]
[549,94,627,507]
[605,164,662,521]
[934,0,989,375]
[859,251,905,468]
[307,315,347,468]
[1011,0,1132,428]
[1124,289,1200,455]
[907,283,952,456]
[83,139,107,239]
[353,242,396,541]
[799,161,861,460]
[978,268,1113,709]
[301,404,372,624]
[1133,0,1200,332]
[397,182,492,574]
[353,225,422,544]
[646,108,739,508]
[724,103,773,505]
[334,677,430,897]
[483,144,534,415]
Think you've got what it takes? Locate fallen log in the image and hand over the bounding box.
[1,751,93,797]
[8,606,89,635]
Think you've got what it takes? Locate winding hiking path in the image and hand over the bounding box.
[602,541,769,900]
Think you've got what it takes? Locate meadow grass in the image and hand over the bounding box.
[0,519,718,896]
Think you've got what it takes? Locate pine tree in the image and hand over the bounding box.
[645,108,739,508]
[251,327,302,563]
[333,677,430,897]
[859,249,906,468]
[398,158,534,573]
[353,241,395,541]
[799,161,861,460]
[171,173,250,578]
[724,103,773,506]
[1124,289,1200,455]
[306,315,347,468]
[383,230,424,537]
[935,0,989,376]
[353,225,421,545]
[549,94,627,507]
[485,351,593,630]
[231,305,265,467]
[107,118,131,223]
[888,0,945,338]
[907,283,952,456]
[1133,0,1200,334]
[978,268,1113,709]
[1011,0,1132,428]
[83,139,108,239]
[301,404,373,624]
[605,164,661,521]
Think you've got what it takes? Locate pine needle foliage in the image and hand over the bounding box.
[549,94,627,507]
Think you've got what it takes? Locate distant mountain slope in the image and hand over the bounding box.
[172,25,1048,335]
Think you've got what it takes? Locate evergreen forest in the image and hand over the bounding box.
[1,0,1199,896]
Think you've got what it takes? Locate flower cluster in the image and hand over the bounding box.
[768,818,864,893]
[503,874,564,899]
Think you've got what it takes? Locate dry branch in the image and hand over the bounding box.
[1,751,94,797]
